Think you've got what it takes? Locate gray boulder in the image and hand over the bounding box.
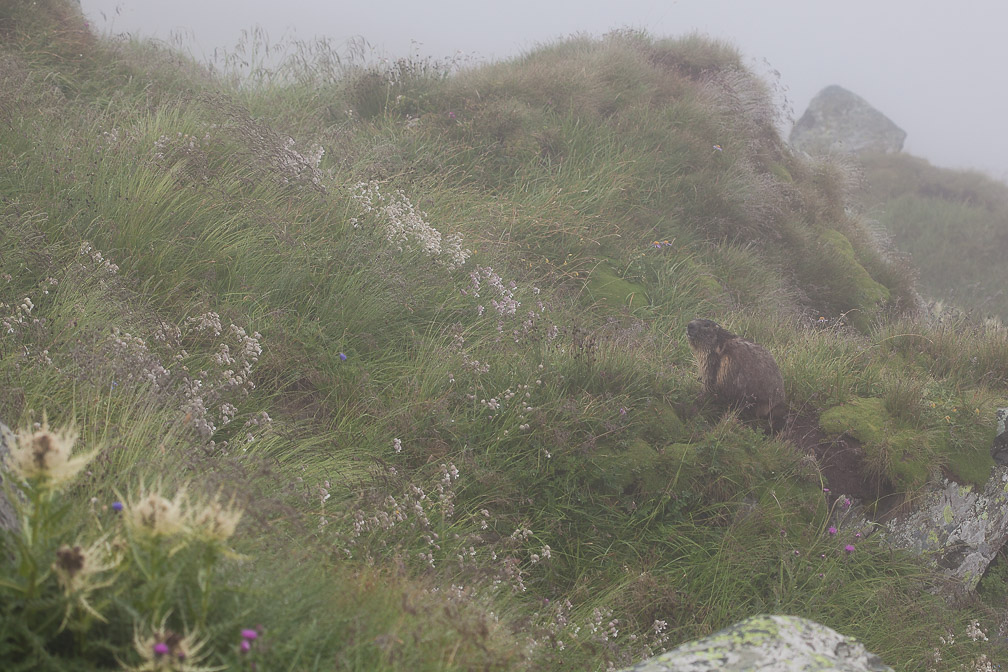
[886,408,1008,594]
[991,408,1008,466]
[884,467,1008,593]
[790,85,906,155]
[619,614,891,672]
[0,421,19,533]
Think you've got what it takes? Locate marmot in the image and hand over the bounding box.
[686,318,786,423]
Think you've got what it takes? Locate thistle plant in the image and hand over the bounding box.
[0,416,248,668]
[0,417,97,601]
[125,614,215,672]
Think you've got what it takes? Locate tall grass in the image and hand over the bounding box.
[1,3,1007,670]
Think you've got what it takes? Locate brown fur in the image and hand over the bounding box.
[686,319,785,423]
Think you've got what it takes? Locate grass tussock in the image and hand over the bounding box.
[1,3,1007,670]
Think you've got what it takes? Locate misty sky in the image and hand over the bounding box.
[79,0,1008,181]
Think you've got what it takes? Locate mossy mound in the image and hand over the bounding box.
[587,262,648,309]
[819,396,940,490]
[641,402,689,445]
[813,230,890,328]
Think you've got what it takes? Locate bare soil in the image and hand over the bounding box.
[780,409,902,519]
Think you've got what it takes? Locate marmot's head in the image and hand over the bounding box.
[686,319,725,352]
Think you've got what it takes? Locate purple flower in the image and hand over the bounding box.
[448,111,456,120]
[828,526,837,536]
[240,640,251,653]
[154,642,169,657]
[241,629,258,641]
[844,544,855,554]
[793,550,800,556]
[112,501,123,513]
[339,352,347,362]
[841,497,851,509]
[855,532,862,538]
[823,487,830,493]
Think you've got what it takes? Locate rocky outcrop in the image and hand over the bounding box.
[991,408,1008,466]
[619,614,891,672]
[0,421,19,533]
[790,85,906,155]
[878,409,1008,594]
[885,467,1008,593]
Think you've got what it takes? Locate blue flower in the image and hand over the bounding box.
[339,353,347,362]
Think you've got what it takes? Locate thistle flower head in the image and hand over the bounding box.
[127,615,216,671]
[125,484,188,539]
[53,539,114,590]
[191,493,242,543]
[52,538,116,626]
[5,416,94,489]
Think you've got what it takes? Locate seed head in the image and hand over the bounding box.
[191,493,243,542]
[5,416,94,488]
[127,615,214,672]
[52,538,116,626]
[126,484,188,539]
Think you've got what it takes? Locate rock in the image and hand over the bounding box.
[0,421,19,533]
[619,614,892,672]
[884,468,1008,593]
[991,408,1008,466]
[790,85,906,155]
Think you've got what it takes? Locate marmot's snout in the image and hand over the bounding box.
[685,318,713,342]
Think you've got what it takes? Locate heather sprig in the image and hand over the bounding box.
[350,180,471,270]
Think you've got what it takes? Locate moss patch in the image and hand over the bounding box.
[641,402,688,445]
[944,442,995,488]
[820,396,888,443]
[586,262,648,309]
[814,230,891,328]
[819,396,939,490]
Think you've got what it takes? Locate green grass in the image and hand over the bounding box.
[1,2,1007,670]
[860,152,1008,321]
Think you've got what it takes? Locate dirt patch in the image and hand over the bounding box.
[780,409,901,519]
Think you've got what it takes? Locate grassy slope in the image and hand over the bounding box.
[859,152,1008,321]
[1,2,1007,670]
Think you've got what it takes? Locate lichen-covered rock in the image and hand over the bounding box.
[619,614,892,672]
[991,408,1008,466]
[885,467,1008,593]
[0,421,19,533]
[790,85,906,155]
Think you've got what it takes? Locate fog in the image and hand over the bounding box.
[79,0,1008,181]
